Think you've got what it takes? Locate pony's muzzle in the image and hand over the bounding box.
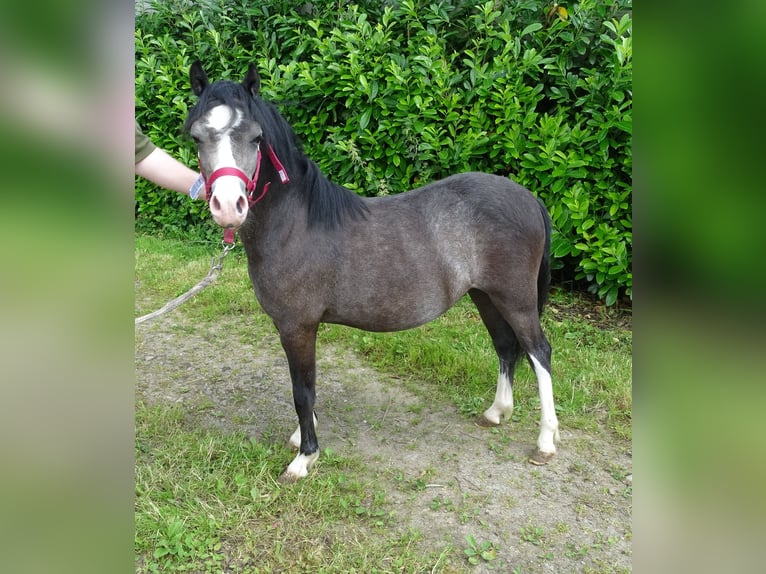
[209,188,248,229]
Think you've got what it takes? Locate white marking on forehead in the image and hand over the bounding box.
[205,105,240,130]
[202,105,243,197]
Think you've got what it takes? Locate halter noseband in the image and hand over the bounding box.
[201,143,289,208]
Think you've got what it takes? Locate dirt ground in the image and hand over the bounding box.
[135,309,632,573]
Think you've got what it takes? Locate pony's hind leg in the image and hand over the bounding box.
[526,341,559,464]
[488,295,559,465]
[469,290,522,427]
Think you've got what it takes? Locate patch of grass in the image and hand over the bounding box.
[463,534,498,566]
[135,401,449,573]
[519,523,546,546]
[134,235,259,321]
[429,492,490,529]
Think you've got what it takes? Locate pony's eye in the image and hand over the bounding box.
[251,135,262,145]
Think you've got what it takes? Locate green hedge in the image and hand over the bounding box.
[136,0,631,305]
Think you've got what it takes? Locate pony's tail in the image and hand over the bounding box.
[536,198,552,316]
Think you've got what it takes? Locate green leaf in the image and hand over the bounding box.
[359,109,372,131]
[481,549,497,561]
[614,119,632,134]
[521,23,543,37]
[609,264,625,275]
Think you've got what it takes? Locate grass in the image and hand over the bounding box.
[135,401,446,573]
[134,233,632,572]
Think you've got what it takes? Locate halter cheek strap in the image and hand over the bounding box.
[266,145,289,186]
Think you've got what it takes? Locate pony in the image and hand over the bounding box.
[185,61,559,481]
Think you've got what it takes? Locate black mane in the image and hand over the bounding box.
[185,80,368,229]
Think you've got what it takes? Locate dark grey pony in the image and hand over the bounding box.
[185,61,559,481]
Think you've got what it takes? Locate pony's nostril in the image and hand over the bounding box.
[211,196,221,212]
[236,196,247,215]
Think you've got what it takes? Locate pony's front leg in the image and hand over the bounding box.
[279,325,320,482]
[289,412,318,449]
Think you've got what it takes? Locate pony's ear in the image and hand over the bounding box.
[243,64,260,97]
[190,60,209,96]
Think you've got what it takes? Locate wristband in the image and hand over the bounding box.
[189,175,205,199]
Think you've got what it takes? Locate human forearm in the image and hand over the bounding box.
[135,147,203,198]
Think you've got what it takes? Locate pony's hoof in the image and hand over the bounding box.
[280,451,319,483]
[528,448,555,466]
[475,414,500,427]
[278,471,301,484]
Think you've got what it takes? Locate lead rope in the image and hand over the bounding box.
[134,240,236,325]
[137,145,290,324]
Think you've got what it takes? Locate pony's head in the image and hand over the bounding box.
[185,61,264,230]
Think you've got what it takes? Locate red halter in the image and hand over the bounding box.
[201,144,289,207]
[199,144,289,244]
